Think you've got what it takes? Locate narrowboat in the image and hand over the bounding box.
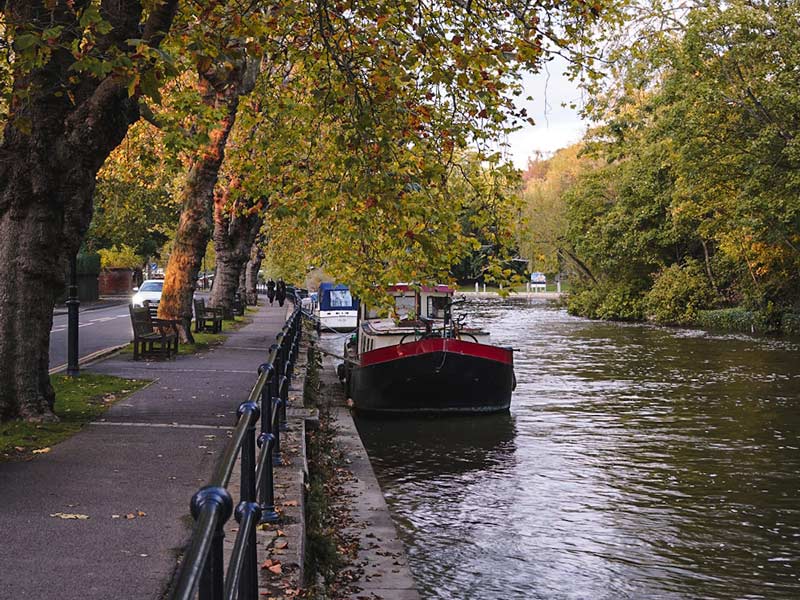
[340,285,515,415]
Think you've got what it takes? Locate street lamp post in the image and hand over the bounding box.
[66,253,80,377]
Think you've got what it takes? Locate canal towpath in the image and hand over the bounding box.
[0,301,417,599]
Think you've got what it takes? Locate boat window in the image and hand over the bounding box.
[394,294,416,319]
[329,289,353,308]
[427,295,449,319]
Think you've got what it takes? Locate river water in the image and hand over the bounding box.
[350,297,800,600]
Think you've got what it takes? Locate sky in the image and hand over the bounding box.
[503,56,589,170]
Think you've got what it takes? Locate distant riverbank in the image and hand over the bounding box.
[458,290,563,301]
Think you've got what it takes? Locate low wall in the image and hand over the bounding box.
[98,268,134,295]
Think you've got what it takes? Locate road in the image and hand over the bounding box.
[49,302,132,373]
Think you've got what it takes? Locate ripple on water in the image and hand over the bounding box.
[354,298,800,600]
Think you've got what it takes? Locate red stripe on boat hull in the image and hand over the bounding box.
[360,338,513,368]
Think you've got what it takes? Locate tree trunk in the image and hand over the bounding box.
[0,209,65,422]
[245,245,265,305]
[158,87,244,339]
[0,1,177,423]
[701,239,719,293]
[208,189,263,319]
[238,269,248,305]
[158,59,260,339]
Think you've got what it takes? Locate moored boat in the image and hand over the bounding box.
[341,285,514,415]
[317,282,359,332]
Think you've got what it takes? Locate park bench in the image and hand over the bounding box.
[129,304,179,360]
[144,300,181,345]
[233,292,245,317]
[193,298,223,333]
[143,299,159,321]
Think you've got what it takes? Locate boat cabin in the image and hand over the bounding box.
[355,284,488,354]
[317,282,359,331]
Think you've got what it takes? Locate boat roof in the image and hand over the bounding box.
[318,282,358,311]
[318,282,350,292]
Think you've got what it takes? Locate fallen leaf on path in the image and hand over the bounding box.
[50,512,89,520]
[282,500,299,507]
[267,563,282,575]
[32,447,51,454]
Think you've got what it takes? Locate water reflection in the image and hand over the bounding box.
[354,414,516,481]
[355,298,800,599]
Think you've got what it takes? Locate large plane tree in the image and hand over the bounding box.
[0,1,178,422]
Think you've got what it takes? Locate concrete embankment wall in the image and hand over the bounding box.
[316,344,421,599]
[234,324,420,598]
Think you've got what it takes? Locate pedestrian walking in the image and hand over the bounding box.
[267,278,276,305]
[276,278,286,307]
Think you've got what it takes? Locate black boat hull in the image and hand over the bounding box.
[349,338,514,415]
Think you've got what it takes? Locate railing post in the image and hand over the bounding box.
[272,339,284,400]
[279,327,289,372]
[271,394,283,465]
[257,363,273,439]
[189,487,233,600]
[293,310,302,356]
[256,361,280,523]
[257,432,278,523]
[277,373,288,432]
[234,401,261,600]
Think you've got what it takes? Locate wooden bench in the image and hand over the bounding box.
[233,292,245,317]
[193,298,223,333]
[129,304,179,360]
[143,299,159,321]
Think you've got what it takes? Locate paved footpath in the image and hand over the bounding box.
[0,303,288,600]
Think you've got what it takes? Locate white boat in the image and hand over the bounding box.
[316,283,358,332]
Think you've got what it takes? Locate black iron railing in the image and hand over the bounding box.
[172,299,303,600]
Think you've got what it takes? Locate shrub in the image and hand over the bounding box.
[780,313,800,336]
[644,260,714,325]
[75,252,101,275]
[694,308,772,333]
[567,281,644,321]
[98,245,142,269]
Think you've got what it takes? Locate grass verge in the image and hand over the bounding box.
[0,373,148,461]
[119,314,251,356]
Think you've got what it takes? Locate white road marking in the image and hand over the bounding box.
[90,421,234,430]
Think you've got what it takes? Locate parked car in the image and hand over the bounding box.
[131,279,164,307]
